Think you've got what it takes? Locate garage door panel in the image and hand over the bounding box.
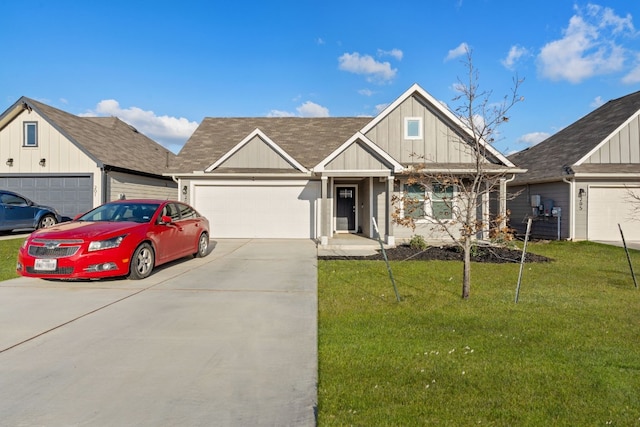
[194,182,319,239]
[0,175,93,219]
[588,187,640,241]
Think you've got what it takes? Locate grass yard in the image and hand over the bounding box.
[318,241,640,426]
[0,237,24,281]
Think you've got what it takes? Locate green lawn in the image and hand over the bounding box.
[318,241,640,426]
[0,238,24,281]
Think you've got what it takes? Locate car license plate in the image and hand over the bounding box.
[35,258,57,271]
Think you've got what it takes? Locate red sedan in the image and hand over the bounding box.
[17,199,210,280]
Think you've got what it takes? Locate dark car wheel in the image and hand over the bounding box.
[37,214,57,229]
[194,232,209,258]
[128,242,154,280]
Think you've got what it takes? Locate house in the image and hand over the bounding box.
[0,97,178,219]
[169,84,522,246]
[508,91,640,241]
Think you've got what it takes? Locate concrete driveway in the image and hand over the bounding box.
[0,239,318,426]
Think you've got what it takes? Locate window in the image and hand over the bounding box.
[0,193,28,206]
[177,203,198,220]
[403,182,455,221]
[404,117,422,140]
[405,184,425,219]
[431,184,454,220]
[23,122,38,147]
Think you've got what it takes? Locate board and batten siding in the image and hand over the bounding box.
[107,171,177,201]
[216,136,296,170]
[326,141,389,171]
[584,114,640,164]
[364,95,476,164]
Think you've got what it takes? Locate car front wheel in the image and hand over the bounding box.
[194,232,209,258]
[38,214,57,229]
[128,242,154,280]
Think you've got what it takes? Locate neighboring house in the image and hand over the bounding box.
[169,84,522,246]
[0,97,178,219]
[508,91,640,241]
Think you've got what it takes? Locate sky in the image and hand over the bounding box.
[1,1,640,156]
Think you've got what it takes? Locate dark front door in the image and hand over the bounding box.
[336,186,355,232]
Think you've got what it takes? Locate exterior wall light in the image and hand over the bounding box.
[182,185,188,195]
[6,158,13,167]
[39,158,46,166]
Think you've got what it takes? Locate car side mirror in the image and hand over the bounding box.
[161,215,173,224]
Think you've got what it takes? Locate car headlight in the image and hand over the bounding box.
[88,235,126,252]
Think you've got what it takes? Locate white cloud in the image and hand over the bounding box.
[375,103,389,114]
[445,42,469,62]
[338,52,397,83]
[501,45,529,70]
[266,109,296,118]
[537,4,636,83]
[518,132,551,147]
[622,55,640,83]
[590,96,605,108]
[297,101,329,117]
[316,37,325,45]
[267,101,330,118]
[378,48,403,60]
[84,100,198,153]
[358,89,374,96]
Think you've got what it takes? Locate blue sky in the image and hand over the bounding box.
[2,1,639,155]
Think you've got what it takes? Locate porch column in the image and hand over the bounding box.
[385,177,395,246]
[482,180,490,240]
[320,176,329,245]
[499,177,507,230]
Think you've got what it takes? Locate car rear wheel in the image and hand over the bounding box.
[128,242,154,280]
[37,214,57,229]
[194,232,209,258]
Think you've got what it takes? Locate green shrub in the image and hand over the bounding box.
[408,234,428,250]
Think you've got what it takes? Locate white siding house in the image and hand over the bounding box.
[0,98,178,219]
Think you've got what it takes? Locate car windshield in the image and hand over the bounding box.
[77,202,161,223]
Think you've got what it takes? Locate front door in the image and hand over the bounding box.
[336,186,356,232]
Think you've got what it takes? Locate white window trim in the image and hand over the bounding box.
[402,182,457,222]
[404,117,423,140]
[23,122,38,147]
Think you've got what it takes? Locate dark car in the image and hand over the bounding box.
[0,190,61,231]
[17,199,210,280]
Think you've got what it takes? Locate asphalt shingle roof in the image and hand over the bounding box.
[509,90,640,184]
[26,98,177,176]
[173,117,373,172]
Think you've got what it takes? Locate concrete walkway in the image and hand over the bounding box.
[0,239,318,426]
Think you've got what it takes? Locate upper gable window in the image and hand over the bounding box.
[23,122,38,147]
[404,117,422,140]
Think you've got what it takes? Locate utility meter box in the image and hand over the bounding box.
[552,207,561,217]
[530,195,541,208]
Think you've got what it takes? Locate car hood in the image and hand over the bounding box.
[30,221,143,240]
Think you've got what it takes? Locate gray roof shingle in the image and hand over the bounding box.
[172,117,372,172]
[26,98,177,176]
[509,90,640,184]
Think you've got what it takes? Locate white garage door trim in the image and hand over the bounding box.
[587,185,640,241]
[192,180,320,239]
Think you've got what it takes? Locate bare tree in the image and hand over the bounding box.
[392,48,523,299]
[627,187,640,220]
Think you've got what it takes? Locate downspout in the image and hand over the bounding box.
[562,177,574,240]
[101,167,108,204]
[500,174,517,229]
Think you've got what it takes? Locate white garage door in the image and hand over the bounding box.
[193,181,320,238]
[588,186,640,241]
